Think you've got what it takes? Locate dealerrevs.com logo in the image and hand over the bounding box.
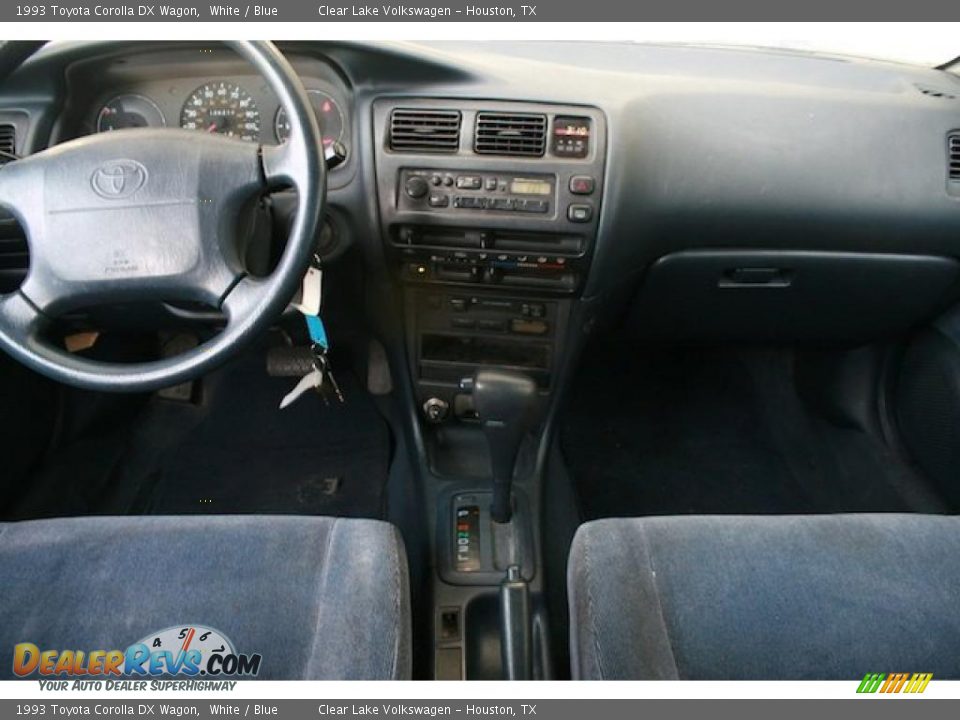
[12,625,262,678]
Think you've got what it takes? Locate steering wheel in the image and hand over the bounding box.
[0,41,325,392]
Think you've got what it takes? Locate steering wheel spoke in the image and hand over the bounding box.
[0,292,44,349]
[220,274,268,324]
[261,141,292,185]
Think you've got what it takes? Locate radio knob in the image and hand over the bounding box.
[405,176,430,199]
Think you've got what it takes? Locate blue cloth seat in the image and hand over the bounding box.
[0,515,410,680]
[568,514,960,679]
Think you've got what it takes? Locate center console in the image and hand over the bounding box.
[374,99,605,413]
[373,98,606,679]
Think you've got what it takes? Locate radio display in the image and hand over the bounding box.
[509,178,552,196]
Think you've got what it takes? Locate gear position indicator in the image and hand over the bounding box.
[454,504,481,572]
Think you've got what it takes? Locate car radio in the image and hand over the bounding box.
[399,170,558,216]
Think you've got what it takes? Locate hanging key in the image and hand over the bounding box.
[279,367,324,409]
[313,345,345,404]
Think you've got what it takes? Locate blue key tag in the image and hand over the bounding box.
[293,255,329,351]
[306,314,329,351]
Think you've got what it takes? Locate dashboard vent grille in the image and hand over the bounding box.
[389,109,461,153]
[0,124,15,165]
[0,234,28,293]
[474,112,547,157]
[916,84,958,101]
[950,134,960,181]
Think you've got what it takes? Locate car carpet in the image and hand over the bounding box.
[7,341,390,520]
[560,345,950,521]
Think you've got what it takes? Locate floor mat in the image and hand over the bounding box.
[560,346,948,520]
[10,341,391,520]
[142,349,389,517]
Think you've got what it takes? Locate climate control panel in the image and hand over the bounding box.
[392,225,584,292]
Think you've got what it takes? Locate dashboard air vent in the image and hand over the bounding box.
[916,84,958,101]
[389,109,461,153]
[474,112,547,157]
[0,124,15,165]
[950,134,960,181]
[0,234,28,293]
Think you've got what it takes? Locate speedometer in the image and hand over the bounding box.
[179,81,261,142]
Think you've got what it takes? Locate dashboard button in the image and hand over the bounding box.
[569,175,596,195]
[516,199,549,213]
[521,303,546,319]
[568,203,593,222]
[478,319,507,333]
[428,194,449,208]
[454,196,483,209]
[456,176,482,190]
[510,318,549,335]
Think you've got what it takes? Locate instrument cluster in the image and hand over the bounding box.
[90,77,349,154]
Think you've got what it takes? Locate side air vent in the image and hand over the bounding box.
[0,124,15,165]
[474,112,547,157]
[950,134,960,181]
[916,84,958,101]
[0,234,28,293]
[0,159,28,289]
[389,109,461,153]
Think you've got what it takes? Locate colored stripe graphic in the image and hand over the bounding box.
[904,673,933,694]
[858,672,931,694]
[857,673,885,693]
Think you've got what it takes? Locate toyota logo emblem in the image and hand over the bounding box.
[91,160,147,199]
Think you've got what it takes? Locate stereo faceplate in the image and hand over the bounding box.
[399,169,557,217]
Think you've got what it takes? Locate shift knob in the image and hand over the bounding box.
[472,368,538,523]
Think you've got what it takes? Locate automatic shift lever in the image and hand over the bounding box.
[471,369,538,523]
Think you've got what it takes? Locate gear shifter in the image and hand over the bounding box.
[471,369,538,523]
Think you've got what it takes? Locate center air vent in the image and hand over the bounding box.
[474,112,547,157]
[0,124,15,165]
[389,109,461,153]
[950,134,960,181]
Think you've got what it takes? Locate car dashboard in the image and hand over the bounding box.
[2,39,960,409]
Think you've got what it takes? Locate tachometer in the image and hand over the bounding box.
[274,90,344,147]
[96,94,166,132]
[180,81,261,142]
